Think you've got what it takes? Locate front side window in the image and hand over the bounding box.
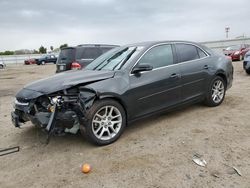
[137,45,174,69]
[176,44,200,63]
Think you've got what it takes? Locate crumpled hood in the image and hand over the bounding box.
[23,69,115,94]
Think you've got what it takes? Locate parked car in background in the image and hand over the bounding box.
[11,41,233,145]
[36,54,57,65]
[0,60,6,69]
[243,51,250,74]
[56,44,119,73]
[223,44,250,61]
[24,58,36,65]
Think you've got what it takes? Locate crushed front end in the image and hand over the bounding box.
[11,87,97,138]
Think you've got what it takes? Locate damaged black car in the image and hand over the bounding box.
[11,41,233,145]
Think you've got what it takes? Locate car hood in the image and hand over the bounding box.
[23,70,115,94]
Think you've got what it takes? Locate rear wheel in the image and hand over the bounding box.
[246,69,250,75]
[82,99,126,146]
[0,64,3,69]
[204,76,226,107]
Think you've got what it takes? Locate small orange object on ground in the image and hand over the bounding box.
[81,164,91,174]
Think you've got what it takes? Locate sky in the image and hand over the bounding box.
[0,0,249,51]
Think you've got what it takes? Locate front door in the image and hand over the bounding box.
[127,44,181,119]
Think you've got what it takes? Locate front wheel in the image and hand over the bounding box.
[82,99,126,146]
[204,76,226,107]
[0,64,3,69]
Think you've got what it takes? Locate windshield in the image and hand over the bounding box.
[226,45,241,51]
[85,46,143,71]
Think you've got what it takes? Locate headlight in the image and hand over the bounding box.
[234,51,240,55]
[14,98,29,106]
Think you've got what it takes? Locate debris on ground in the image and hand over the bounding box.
[0,146,20,157]
[224,163,242,177]
[192,154,207,167]
[211,170,220,178]
[81,163,91,174]
[233,167,242,176]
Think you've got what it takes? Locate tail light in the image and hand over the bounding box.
[71,62,81,70]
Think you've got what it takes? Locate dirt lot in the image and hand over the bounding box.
[0,62,249,188]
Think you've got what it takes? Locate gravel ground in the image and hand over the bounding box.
[0,62,249,188]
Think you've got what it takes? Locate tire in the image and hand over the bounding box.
[82,99,126,146]
[204,76,226,107]
[0,64,3,69]
[246,69,250,75]
[41,61,45,65]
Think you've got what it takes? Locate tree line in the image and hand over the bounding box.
[0,44,68,55]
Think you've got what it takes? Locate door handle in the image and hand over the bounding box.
[204,65,209,69]
[170,73,180,79]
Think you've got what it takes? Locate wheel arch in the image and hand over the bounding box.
[215,71,227,88]
[98,95,128,124]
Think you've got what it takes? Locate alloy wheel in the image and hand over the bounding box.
[211,80,225,104]
[92,106,122,141]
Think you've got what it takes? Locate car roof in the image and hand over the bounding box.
[62,44,119,50]
[125,40,203,48]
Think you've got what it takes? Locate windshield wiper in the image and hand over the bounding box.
[95,47,129,70]
[113,47,137,70]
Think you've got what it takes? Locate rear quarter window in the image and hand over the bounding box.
[197,48,207,58]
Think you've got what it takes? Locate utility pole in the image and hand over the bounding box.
[225,26,230,39]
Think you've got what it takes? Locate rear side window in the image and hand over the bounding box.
[57,48,75,62]
[76,47,101,60]
[138,44,174,69]
[176,44,200,63]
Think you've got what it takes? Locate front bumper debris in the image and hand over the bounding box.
[11,87,97,143]
[11,111,22,128]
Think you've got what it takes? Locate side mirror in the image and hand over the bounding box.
[132,64,153,74]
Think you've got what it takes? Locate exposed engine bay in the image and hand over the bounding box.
[12,87,97,142]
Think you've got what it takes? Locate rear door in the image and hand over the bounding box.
[128,44,181,119]
[76,47,102,68]
[56,48,75,72]
[175,43,210,101]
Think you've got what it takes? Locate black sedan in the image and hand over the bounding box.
[11,41,233,145]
